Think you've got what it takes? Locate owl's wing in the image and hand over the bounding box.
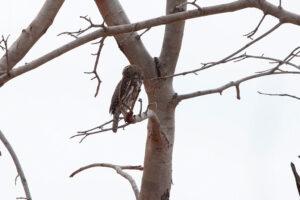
[109,80,122,114]
[119,77,132,102]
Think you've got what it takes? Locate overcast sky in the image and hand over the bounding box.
[1,0,300,199]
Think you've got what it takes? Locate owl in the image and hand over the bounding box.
[109,65,144,132]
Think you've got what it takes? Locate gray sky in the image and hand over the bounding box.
[1,0,300,199]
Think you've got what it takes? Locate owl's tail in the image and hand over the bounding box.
[112,111,120,133]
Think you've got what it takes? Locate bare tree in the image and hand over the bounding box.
[1,0,300,199]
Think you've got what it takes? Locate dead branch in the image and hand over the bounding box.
[258,91,300,100]
[235,53,300,70]
[5,0,300,85]
[279,0,282,8]
[268,46,300,73]
[136,28,151,40]
[175,71,300,102]
[157,22,282,80]
[244,13,267,39]
[58,15,106,38]
[0,130,31,200]
[70,163,142,200]
[3,0,300,85]
[85,37,106,97]
[291,162,300,196]
[175,0,201,11]
[72,123,129,143]
[71,109,157,143]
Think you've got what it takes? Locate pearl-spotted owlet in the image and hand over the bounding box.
[109,65,144,132]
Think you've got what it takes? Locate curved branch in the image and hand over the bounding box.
[0,0,65,74]
[0,130,31,200]
[70,163,143,200]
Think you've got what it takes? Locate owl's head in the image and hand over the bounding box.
[122,65,144,79]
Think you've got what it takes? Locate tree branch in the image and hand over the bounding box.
[157,21,282,80]
[71,109,158,143]
[244,13,267,39]
[0,0,65,74]
[3,0,300,85]
[291,162,300,196]
[0,0,252,86]
[175,71,300,101]
[258,91,300,100]
[94,0,155,79]
[85,37,106,97]
[70,163,143,200]
[58,15,106,38]
[159,0,187,76]
[0,130,31,200]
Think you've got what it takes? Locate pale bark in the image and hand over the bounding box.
[159,0,186,76]
[3,0,300,199]
[93,0,155,80]
[0,0,64,74]
[4,0,300,85]
[94,1,178,199]
[0,130,31,200]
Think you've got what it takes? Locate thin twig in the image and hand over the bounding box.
[70,163,142,200]
[157,22,282,80]
[85,36,106,97]
[258,91,300,100]
[244,13,267,39]
[138,98,143,116]
[176,71,300,101]
[72,109,157,142]
[0,130,31,200]
[237,53,300,70]
[279,0,282,9]
[175,0,201,11]
[136,28,151,39]
[58,15,106,38]
[72,123,130,143]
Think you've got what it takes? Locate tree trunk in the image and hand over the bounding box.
[139,82,177,199]
[93,0,183,199]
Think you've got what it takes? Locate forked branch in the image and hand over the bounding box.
[244,13,267,39]
[85,37,106,97]
[71,109,157,143]
[58,15,106,38]
[70,163,143,200]
[175,0,201,11]
[158,22,282,80]
[5,0,300,85]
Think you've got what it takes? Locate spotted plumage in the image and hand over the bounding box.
[109,65,144,132]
